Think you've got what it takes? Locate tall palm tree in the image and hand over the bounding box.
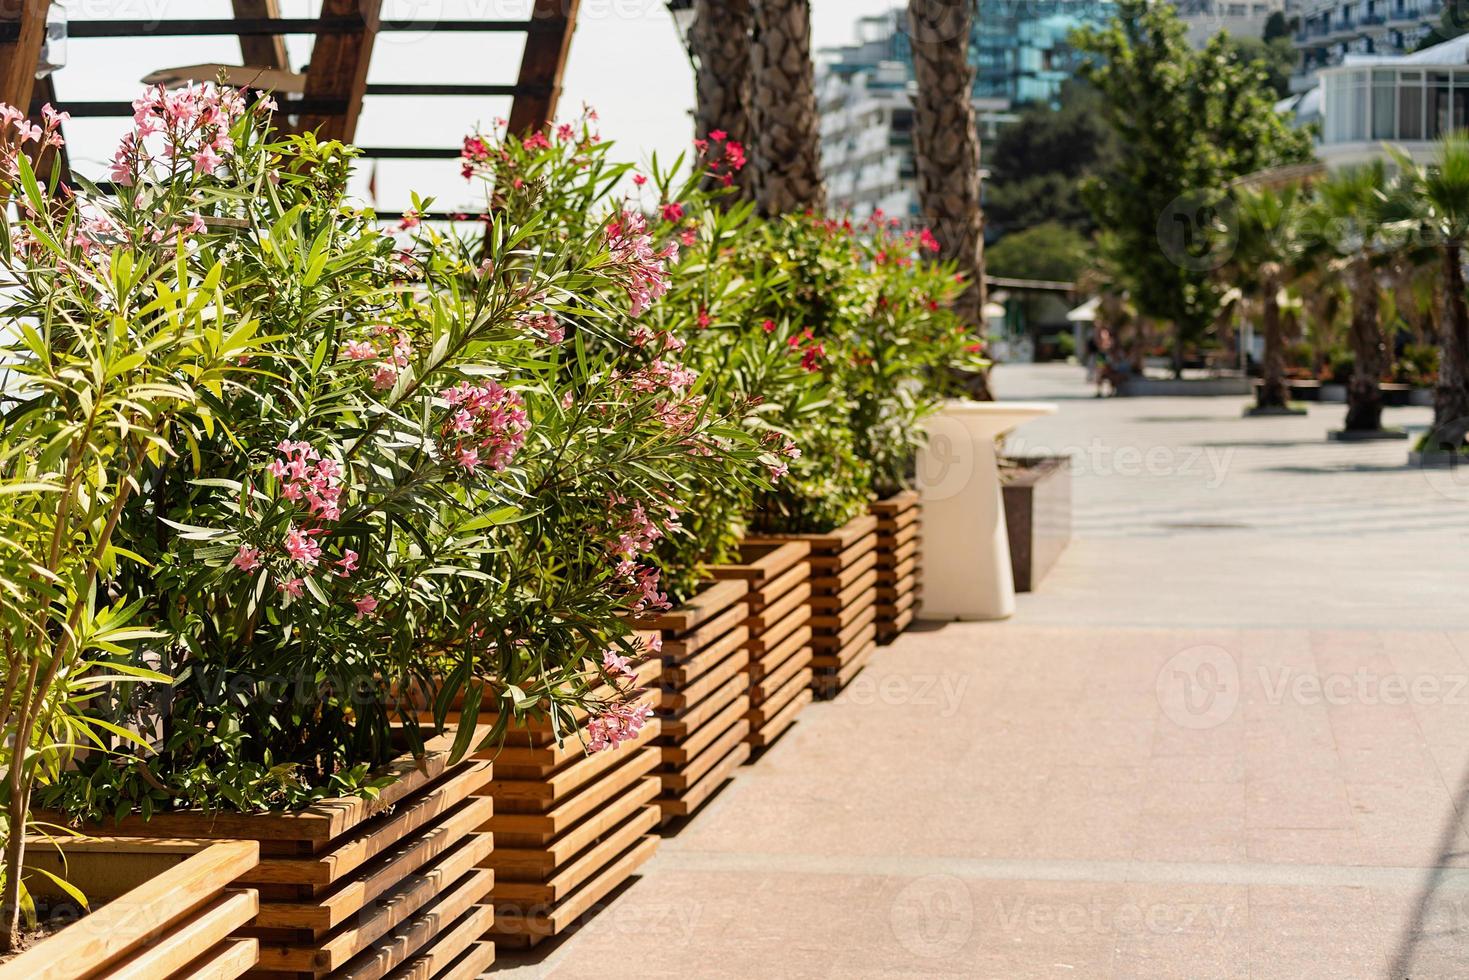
[1393,139,1469,451]
[690,0,755,199]
[1222,185,1305,413]
[908,0,986,327]
[750,0,825,215]
[1310,163,1395,434]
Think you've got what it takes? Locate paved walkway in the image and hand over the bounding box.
[502,364,1469,979]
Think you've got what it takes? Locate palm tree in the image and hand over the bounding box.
[690,0,754,199]
[750,0,825,215]
[1310,163,1395,434]
[1222,185,1305,413]
[1393,138,1469,451]
[908,0,986,327]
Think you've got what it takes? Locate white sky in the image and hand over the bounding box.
[49,0,902,214]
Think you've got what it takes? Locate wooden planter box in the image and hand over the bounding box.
[0,838,259,980]
[75,732,496,980]
[1001,455,1072,593]
[870,492,922,643]
[634,580,753,821]
[709,540,814,751]
[477,655,663,947]
[750,512,879,699]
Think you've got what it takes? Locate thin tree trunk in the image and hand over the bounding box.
[1344,257,1385,432]
[1434,243,1469,448]
[1258,275,1290,409]
[750,0,824,216]
[1,776,28,951]
[908,0,984,326]
[691,0,754,201]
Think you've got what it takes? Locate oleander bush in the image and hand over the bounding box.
[0,87,983,939]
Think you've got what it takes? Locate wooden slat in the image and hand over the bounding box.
[252,832,493,973]
[486,745,660,844]
[490,805,657,904]
[707,540,809,583]
[252,796,492,930]
[868,491,919,516]
[659,718,750,792]
[812,604,879,652]
[751,667,814,721]
[410,940,495,980]
[662,624,749,684]
[749,687,813,748]
[811,567,879,613]
[93,889,258,980]
[814,639,877,697]
[745,602,809,657]
[661,695,750,766]
[491,835,657,940]
[747,625,812,681]
[661,602,748,660]
[232,0,288,67]
[490,716,659,803]
[631,578,746,633]
[296,0,380,142]
[170,937,259,980]
[335,876,494,980]
[659,646,749,710]
[657,741,750,820]
[0,840,259,980]
[812,548,880,594]
[658,671,746,740]
[505,0,581,135]
[488,775,659,880]
[745,579,810,633]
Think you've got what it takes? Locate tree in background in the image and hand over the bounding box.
[986,222,1089,283]
[908,0,987,327]
[750,0,825,215]
[690,0,755,200]
[1075,0,1313,375]
[985,80,1117,237]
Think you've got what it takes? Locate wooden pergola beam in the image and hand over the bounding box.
[232,0,289,69]
[296,0,381,143]
[506,0,581,135]
[0,0,46,113]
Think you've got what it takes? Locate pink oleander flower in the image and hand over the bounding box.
[342,340,375,361]
[605,210,674,317]
[268,442,344,522]
[521,131,551,151]
[284,526,323,568]
[438,379,530,474]
[660,201,684,223]
[372,365,398,390]
[191,143,221,176]
[632,173,648,186]
[708,128,727,142]
[586,701,653,753]
[399,210,420,231]
[602,649,638,682]
[336,550,359,577]
[278,577,305,598]
[231,546,262,572]
[354,594,379,618]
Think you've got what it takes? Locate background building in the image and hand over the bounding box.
[817,2,1114,223]
[1175,0,1289,47]
[1292,0,1445,90]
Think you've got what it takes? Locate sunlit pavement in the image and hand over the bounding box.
[499,363,1469,979]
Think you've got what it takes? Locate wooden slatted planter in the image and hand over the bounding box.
[871,491,923,642]
[632,579,753,822]
[69,732,496,980]
[709,540,814,751]
[478,654,663,948]
[0,838,260,980]
[749,512,880,699]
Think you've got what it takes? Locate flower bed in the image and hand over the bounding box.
[71,733,495,979]
[871,492,923,642]
[709,541,814,750]
[750,512,880,699]
[477,654,664,947]
[0,839,259,980]
[633,580,753,821]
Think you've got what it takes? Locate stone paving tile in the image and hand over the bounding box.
[501,366,1469,978]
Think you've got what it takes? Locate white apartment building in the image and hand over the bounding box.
[1293,0,1444,89]
[1175,0,1289,47]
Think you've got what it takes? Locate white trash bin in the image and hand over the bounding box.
[917,400,1057,620]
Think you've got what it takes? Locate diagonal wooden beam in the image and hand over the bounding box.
[0,0,46,113]
[506,0,581,135]
[232,0,290,69]
[296,0,380,143]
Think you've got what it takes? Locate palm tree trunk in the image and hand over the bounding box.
[750,0,824,216]
[1344,256,1385,432]
[1258,277,1290,409]
[908,0,985,326]
[691,0,754,200]
[1433,243,1469,448]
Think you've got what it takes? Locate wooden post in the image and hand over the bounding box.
[0,0,46,114]
[232,0,289,69]
[506,0,581,135]
[296,0,380,143]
